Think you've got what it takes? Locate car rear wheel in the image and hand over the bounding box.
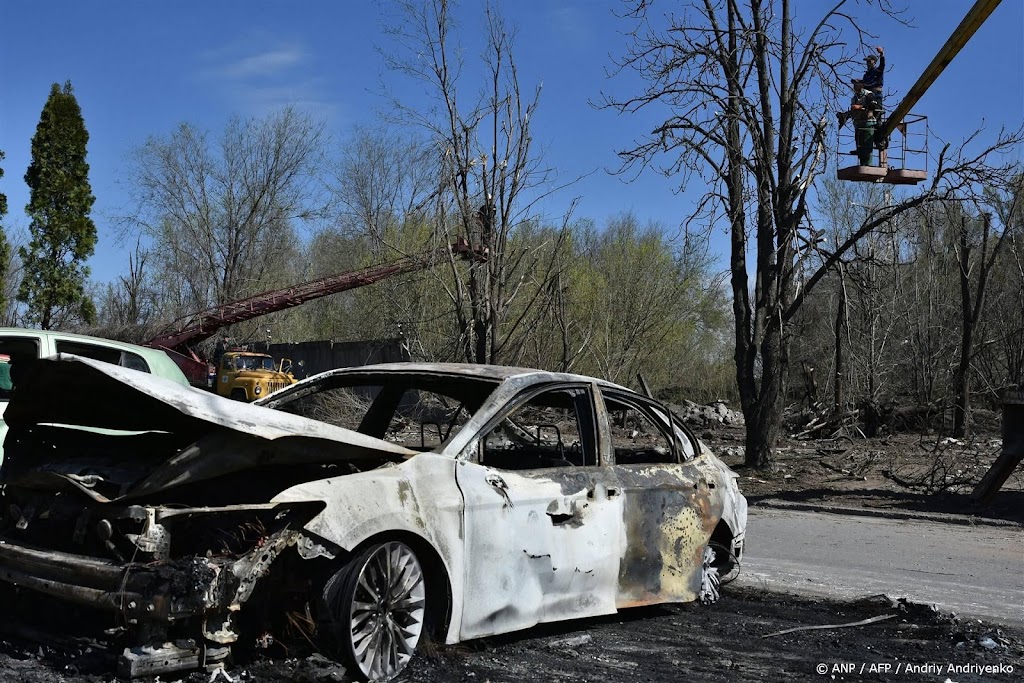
[323,541,427,681]
[709,539,741,584]
[699,544,721,605]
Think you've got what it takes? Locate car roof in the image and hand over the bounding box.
[326,362,635,392]
[0,327,189,386]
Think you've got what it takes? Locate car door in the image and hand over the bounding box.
[599,388,722,607]
[455,382,625,640]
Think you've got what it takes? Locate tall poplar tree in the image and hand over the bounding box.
[19,81,97,329]
[0,151,10,314]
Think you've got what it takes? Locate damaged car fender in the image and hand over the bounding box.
[271,453,467,644]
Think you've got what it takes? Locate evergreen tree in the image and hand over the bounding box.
[19,81,97,329]
[0,151,10,314]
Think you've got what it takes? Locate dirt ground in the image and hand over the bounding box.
[1,425,1020,683]
[1,588,1020,683]
[702,425,1024,525]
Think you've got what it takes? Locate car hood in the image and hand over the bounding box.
[2,355,416,500]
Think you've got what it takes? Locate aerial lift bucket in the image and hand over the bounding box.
[837,113,928,185]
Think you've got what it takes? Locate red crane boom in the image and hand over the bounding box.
[147,239,481,384]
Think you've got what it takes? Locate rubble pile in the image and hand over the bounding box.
[670,400,744,427]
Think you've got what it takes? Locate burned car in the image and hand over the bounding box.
[0,356,747,681]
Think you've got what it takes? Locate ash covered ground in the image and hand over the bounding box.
[1,588,1020,683]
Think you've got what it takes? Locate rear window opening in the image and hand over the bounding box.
[0,337,42,400]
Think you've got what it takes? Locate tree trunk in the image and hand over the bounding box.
[953,216,974,438]
[744,407,783,470]
[833,276,845,413]
[740,319,788,469]
[742,363,786,470]
[953,334,972,437]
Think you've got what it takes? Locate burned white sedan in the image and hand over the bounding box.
[0,356,746,681]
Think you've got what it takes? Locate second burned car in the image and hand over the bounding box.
[0,357,746,681]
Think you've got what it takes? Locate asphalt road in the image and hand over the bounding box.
[737,507,1024,625]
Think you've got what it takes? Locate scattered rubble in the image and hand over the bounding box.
[670,400,745,427]
[545,634,593,649]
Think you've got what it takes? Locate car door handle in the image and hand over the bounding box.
[586,485,620,500]
[485,473,514,508]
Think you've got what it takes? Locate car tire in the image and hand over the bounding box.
[230,388,248,401]
[322,540,428,682]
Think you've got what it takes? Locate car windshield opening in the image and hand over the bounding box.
[268,372,500,451]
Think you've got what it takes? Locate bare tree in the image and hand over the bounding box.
[384,0,571,364]
[604,0,1023,467]
[982,225,1024,391]
[951,172,1023,436]
[93,240,161,341]
[324,128,453,352]
[334,127,435,249]
[127,107,326,315]
[554,214,726,388]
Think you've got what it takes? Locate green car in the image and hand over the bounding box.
[0,328,190,465]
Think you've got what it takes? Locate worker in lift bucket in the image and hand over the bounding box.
[861,46,885,111]
[836,78,880,166]
[837,78,868,129]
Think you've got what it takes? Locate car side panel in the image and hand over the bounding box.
[270,453,469,644]
[592,386,727,607]
[613,462,722,607]
[454,459,625,640]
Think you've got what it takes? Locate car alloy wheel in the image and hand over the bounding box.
[699,545,721,605]
[327,541,427,681]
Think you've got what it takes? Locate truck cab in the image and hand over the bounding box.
[216,350,296,401]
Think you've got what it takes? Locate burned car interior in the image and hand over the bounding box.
[267,371,499,451]
[0,357,747,681]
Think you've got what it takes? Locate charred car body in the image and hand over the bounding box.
[0,356,747,681]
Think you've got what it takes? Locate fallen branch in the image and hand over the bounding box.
[761,613,896,638]
[882,469,920,489]
[818,459,852,475]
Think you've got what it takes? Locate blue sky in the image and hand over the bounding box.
[1,0,1022,287]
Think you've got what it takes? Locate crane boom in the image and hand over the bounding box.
[876,0,1002,142]
[147,239,479,353]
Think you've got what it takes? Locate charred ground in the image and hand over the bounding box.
[1,587,1021,683]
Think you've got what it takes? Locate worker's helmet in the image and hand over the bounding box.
[865,54,877,64]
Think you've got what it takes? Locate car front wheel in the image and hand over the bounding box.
[323,540,427,681]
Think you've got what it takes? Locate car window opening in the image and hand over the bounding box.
[482,386,597,470]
